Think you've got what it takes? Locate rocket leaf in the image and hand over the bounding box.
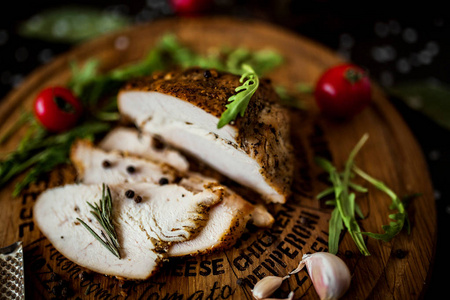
[217,64,259,129]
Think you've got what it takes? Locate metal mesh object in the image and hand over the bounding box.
[0,242,25,300]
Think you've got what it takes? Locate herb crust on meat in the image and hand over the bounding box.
[120,67,294,203]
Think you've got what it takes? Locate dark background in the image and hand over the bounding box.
[1,1,448,298]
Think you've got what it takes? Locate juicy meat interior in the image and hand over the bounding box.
[71,140,179,185]
[34,182,222,280]
[99,127,189,172]
[118,68,294,203]
[70,140,274,256]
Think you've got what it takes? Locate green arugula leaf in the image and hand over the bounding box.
[0,122,110,196]
[328,207,344,255]
[217,64,259,129]
[274,85,307,110]
[353,165,411,242]
[0,112,33,146]
[1,33,284,196]
[316,134,415,255]
[315,150,370,256]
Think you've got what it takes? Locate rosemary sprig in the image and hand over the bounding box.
[77,183,121,259]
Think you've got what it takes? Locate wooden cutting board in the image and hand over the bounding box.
[0,16,437,299]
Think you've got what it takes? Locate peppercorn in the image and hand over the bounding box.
[134,195,142,203]
[102,160,112,168]
[159,177,169,185]
[126,165,136,174]
[204,70,212,78]
[125,190,135,198]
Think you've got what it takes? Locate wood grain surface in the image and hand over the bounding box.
[0,16,437,299]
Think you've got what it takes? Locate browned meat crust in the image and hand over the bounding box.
[121,67,294,202]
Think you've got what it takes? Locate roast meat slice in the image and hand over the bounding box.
[71,140,180,185]
[34,182,222,280]
[118,68,294,203]
[70,140,274,256]
[99,126,189,172]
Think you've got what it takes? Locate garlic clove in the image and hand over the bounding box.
[262,291,295,300]
[252,275,289,300]
[301,252,351,300]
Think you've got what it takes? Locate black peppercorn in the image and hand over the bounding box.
[203,70,212,78]
[125,190,135,198]
[134,195,142,203]
[159,177,169,185]
[126,165,136,174]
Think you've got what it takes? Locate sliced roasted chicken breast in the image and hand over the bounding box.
[99,126,189,172]
[168,191,273,256]
[70,140,274,256]
[71,139,180,185]
[34,182,222,280]
[118,68,294,203]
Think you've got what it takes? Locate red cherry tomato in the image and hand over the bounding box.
[169,0,213,16]
[314,63,371,118]
[33,86,83,132]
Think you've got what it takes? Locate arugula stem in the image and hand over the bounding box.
[0,112,32,145]
[353,165,401,210]
[353,165,410,241]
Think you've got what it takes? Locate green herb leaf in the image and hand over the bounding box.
[389,80,450,131]
[316,134,414,254]
[18,6,131,43]
[77,184,121,258]
[217,64,259,129]
[328,207,344,254]
[353,165,411,242]
[0,112,33,145]
[0,121,110,196]
[315,135,371,256]
[1,33,285,196]
[274,85,307,110]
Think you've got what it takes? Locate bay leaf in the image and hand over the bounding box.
[388,80,450,131]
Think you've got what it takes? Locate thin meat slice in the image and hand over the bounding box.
[118,68,294,203]
[34,182,222,280]
[71,140,180,185]
[168,191,273,256]
[99,127,189,172]
[70,141,274,256]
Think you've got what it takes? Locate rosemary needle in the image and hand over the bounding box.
[77,183,121,259]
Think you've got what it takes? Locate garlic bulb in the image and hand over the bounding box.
[251,252,351,300]
[295,252,351,300]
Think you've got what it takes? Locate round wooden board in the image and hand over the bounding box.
[0,17,437,299]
